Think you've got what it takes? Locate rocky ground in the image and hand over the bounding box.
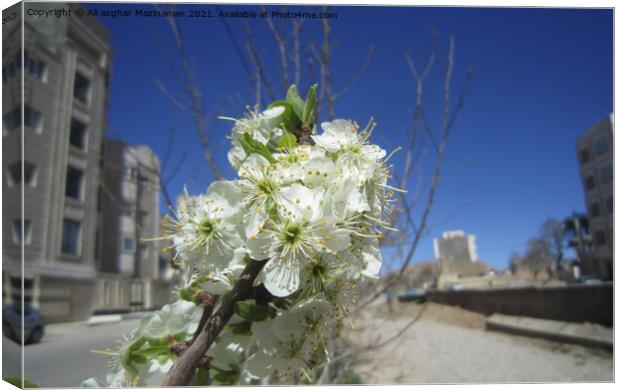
[346,301,613,384]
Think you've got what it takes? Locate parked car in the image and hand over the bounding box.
[2,303,45,344]
[581,276,603,286]
[445,282,464,291]
[397,288,427,302]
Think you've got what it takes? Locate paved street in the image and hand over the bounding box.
[3,318,141,388]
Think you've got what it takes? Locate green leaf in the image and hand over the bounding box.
[234,299,270,322]
[132,345,170,357]
[302,84,318,126]
[157,354,170,365]
[268,100,301,132]
[131,354,148,365]
[179,287,195,302]
[226,320,252,336]
[196,368,210,386]
[286,85,305,118]
[212,365,240,385]
[3,376,41,388]
[240,133,276,164]
[277,133,297,150]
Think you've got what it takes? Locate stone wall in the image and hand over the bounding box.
[427,284,612,326]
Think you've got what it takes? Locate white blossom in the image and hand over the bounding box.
[88,88,400,387]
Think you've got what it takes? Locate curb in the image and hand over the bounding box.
[86,314,123,325]
[485,314,612,352]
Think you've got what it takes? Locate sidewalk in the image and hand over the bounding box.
[86,310,153,326]
[486,313,613,351]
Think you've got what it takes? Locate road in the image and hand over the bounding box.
[351,302,614,384]
[3,318,141,388]
[2,304,613,386]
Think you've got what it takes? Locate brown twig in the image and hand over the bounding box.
[162,259,267,386]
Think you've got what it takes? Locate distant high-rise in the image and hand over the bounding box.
[434,230,479,264]
[2,4,112,322]
[575,114,613,280]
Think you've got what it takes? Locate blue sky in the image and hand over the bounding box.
[85,3,613,270]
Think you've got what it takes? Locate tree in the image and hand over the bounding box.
[88,5,472,386]
[539,218,565,269]
[523,237,555,279]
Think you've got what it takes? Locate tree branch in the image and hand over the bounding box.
[162,259,267,386]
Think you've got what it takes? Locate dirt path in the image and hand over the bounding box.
[349,302,613,384]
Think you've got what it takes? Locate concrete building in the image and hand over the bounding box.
[434,230,489,288]
[575,114,613,280]
[95,140,164,311]
[2,4,112,322]
[434,230,479,264]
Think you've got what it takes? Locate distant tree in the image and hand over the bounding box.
[522,238,555,279]
[508,251,520,274]
[539,218,565,269]
[510,238,555,281]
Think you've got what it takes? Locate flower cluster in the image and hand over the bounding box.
[83,85,397,386]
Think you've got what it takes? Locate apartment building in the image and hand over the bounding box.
[575,114,613,280]
[2,4,112,322]
[95,140,163,311]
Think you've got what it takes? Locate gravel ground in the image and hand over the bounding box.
[349,302,613,384]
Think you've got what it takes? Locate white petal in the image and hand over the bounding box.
[246,231,273,261]
[238,154,270,180]
[260,105,285,119]
[262,258,301,297]
[362,239,382,278]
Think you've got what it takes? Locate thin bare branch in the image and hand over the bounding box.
[333,45,375,101]
[154,79,191,112]
[292,20,303,87]
[158,11,224,180]
[244,21,277,104]
[320,7,335,120]
[264,6,290,91]
[359,35,467,312]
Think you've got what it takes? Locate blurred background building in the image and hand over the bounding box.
[95,140,166,313]
[434,230,479,263]
[434,230,491,288]
[2,4,175,323]
[575,114,613,280]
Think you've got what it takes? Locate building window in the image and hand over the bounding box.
[598,164,612,185]
[590,202,601,218]
[606,196,613,215]
[65,166,83,199]
[122,206,134,217]
[124,166,138,181]
[61,219,81,254]
[594,136,609,158]
[3,107,20,131]
[138,175,149,190]
[594,230,606,246]
[580,149,590,164]
[8,161,36,187]
[69,119,87,149]
[73,72,91,104]
[123,237,135,253]
[2,51,45,83]
[11,219,32,245]
[2,105,42,134]
[585,175,596,191]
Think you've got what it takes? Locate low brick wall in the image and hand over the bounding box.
[427,284,613,326]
